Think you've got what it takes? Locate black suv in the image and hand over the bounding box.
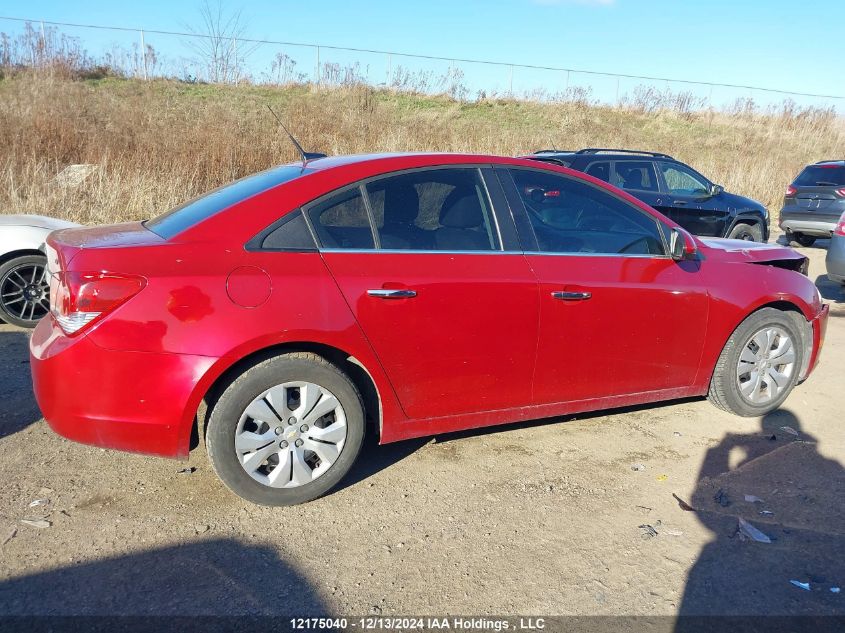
[528,149,769,242]
[779,160,845,247]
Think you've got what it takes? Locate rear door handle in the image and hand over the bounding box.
[367,289,417,299]
[673,200,688,205]
[551,290,592,301]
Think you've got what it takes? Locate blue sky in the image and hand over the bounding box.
[0,0,840,108]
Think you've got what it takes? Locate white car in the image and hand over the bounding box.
[0,215,81,328]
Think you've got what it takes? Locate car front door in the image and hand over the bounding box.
[501,166,709,405]
[308,166,539,420]
[654,161,730,237]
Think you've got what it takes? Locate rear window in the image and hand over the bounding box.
[793,165,845,187]
[146,165,312,239]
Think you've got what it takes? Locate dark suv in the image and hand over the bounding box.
[780,160,845,246]
[528,149,769,241]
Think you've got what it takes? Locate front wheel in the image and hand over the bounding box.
[206,352,365,506]
[708,308,804,417]
[0,254,50,328]
[727,223,762,242]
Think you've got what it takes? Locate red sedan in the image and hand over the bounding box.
[30,153,828,505]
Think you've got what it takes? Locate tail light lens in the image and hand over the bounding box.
[836,212,845,237]
[835,188,845,197]
[785,185,797,196]
[51,272,146,335]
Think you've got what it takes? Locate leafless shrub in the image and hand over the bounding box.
[184,0,258,84]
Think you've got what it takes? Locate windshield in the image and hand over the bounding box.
[793,165,845,187]
[146,165,312,239]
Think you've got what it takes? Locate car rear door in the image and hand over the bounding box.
[308,166,539,420]
[500,166,709,404]
[655,161,730,237]
[609,160,666,211]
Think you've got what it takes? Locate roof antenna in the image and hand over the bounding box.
[266,105,326,166]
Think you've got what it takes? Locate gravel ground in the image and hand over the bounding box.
[0,236,843,618]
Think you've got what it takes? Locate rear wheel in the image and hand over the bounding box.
[708,308,804,417]
[727,222,762,242]
[792,233,817,247]
[0,254,50,328]
[206,352,365,506]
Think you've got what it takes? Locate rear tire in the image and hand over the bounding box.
[727,222,762,242]
[206,352,365,506]
[792,233,816,247]
[708,308,804,417]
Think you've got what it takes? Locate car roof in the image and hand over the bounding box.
[301,152,540,171]
[812,160,845,167]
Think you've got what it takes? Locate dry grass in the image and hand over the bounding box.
[1,73,844,225]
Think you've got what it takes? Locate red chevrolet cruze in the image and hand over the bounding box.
[31,153,828,505]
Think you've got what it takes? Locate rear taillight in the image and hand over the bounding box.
[835,188,845,197]
[835,212,845,237]
[51,271,146,335]
[785,185,797,196]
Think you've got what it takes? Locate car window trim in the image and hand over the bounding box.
[501,165,670,257]
[245,208,320,253]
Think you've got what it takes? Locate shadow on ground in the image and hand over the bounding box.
[0,538,326,616]
[0,328,41,440]
[815,274,844,305]
[677,408,845,619]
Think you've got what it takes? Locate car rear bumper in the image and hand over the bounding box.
[779,212,838,237]
[826,236,845,283]
[30,317,216,458]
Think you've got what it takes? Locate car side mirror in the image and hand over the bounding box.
[670,227,698,261]
[709,184,724,197]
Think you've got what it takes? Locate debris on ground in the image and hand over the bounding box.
[738,517,772,543]
[656,474,668,482]
[744,494,764,503]
[635,505,653,514]
[2,528,16,545]
[781,426,800,437]
[759,510,774,517]
[631,463,646,471]
[672,493,696,512]
[673,432,682,437]
[638,520,662,539]
[177,467,197,475]
[53,164,99,188]
[20,519,51,529]
[28,499,50,508]
[790,580,811,591]
[714,489,731,507]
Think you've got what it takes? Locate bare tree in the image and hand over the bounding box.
[185,1,257,84]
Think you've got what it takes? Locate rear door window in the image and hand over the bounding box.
[306,187,375,249]
[585,162,611,183]
[614,161,659,192]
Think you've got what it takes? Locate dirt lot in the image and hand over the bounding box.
[0,236,843,619]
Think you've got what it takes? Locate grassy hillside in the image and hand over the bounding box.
[1,73,843,226]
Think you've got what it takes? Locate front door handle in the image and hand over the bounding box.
[367,289,417,299]
[551,290,592,301]
[673,200,688,205]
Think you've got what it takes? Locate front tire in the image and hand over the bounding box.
[727,222,762,242]
[708,308,804,417]
[206,352,365,506]
[0,254,50,328]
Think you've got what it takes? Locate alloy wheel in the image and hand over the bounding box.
[0,261,50,324]
[736,325,797,405]
[234,381,347,488]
